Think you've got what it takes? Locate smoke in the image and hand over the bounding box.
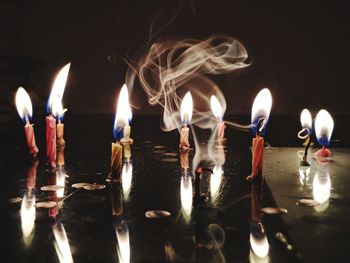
[127,35,250,132]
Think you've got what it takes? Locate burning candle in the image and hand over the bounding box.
[15,87,39,157]
[297,109,313,166]
[108,85,132,182]
[116,84,133,144]
[52,99,67,148]
[210,95,226,142]
[247,88,272,181]
[46,63,71,167]
[179,92,193,149]
[314,109,334,157]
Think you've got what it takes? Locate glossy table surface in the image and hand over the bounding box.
[1,115,348,262]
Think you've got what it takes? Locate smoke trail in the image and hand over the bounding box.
[128,35,250,132]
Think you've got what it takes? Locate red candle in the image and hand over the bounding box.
[250,135,264,179]
[217,121,226,141]
[24,122,39,156]
[46,115,57,168]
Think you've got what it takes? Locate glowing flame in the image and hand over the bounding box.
[15,87,33,122]
[21,190,36,246]
[116,221,130,263]
[210,95,224,120]
[52,99,67,121]
[250,233,269,258]
[122,163,133,200]
[210,165,223,202]
[52,223,74,263]
[300,109,312,130]
[56,168,66,198]
[180,175,193,221]
[313,170,331,205]
[47,63,71,114]
[180,92,193,125]
[114,84,132,138]
[315,109,334,146]
[251,88,272,133]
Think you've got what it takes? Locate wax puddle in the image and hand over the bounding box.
[162,153,177,157]
[296,199,320,206]
[145,210,171,218]
[41,185,64,191]
[8,197,22,203]
[261,207,288,215]
[72,182,106,190]
[35,201,57,208]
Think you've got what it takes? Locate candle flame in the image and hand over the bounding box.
[251,88,272,133]
[47,63,71,114]
[52,223,74,263]
[315,109,334,147]
[21,190,36,246]
[116,221,130,263]
[180,175,193,221]
[180,92,193,125]
[210,95,224,120]
[313,169,331,205]
[114,84,132,139]
[15,87,33,122]
[122,163,133,200]
[300,109,312,130]
[250,233,269,258]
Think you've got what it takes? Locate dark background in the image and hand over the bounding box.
[1,0,349,122]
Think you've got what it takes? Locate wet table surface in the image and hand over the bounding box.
[1,115,348,262]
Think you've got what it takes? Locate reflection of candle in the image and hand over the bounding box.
[111,183,123,216]
[313,168,331,206]
[122,162,133,200]
[247,88,272,181]
[52,223,74,263]
[46,63,71,167]
[21,160,38,247]
[180,175,193,221]
[179,92,193,149]
[15,87,39,157]
[48,174,58,218]
[314,109,334,157]
[115,221,130,263]
[56,148,66,198]
[210,95,226,142]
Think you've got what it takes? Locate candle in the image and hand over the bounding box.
[297,109,313,166]
[52,100,67,148]
[108,84,132,182]
[116,84,133,144]
[47,63,71,167]
[314,109,334,157]
[15,87,39,157]
[179,92,193,149]
[247,88,272,181]
[210,95,226,142]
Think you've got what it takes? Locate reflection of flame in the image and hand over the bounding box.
[122,163,133,200]
[313,169,331,205]
[251,88,272,129]
[114,84,132,138]
[47,63,71,114]
[315,109,334,146]
[250,233,269,258]
[210,95,224,120]
[15,87,33,122]
[300,109,312,130]
[180,91,193,124]
[21,190,36,246]
[298,166,310,185]
[56,167,66,198]
[210,165,223,203]
[52,223,74,263]
[116,221,130,263]
[180,175,193,221]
